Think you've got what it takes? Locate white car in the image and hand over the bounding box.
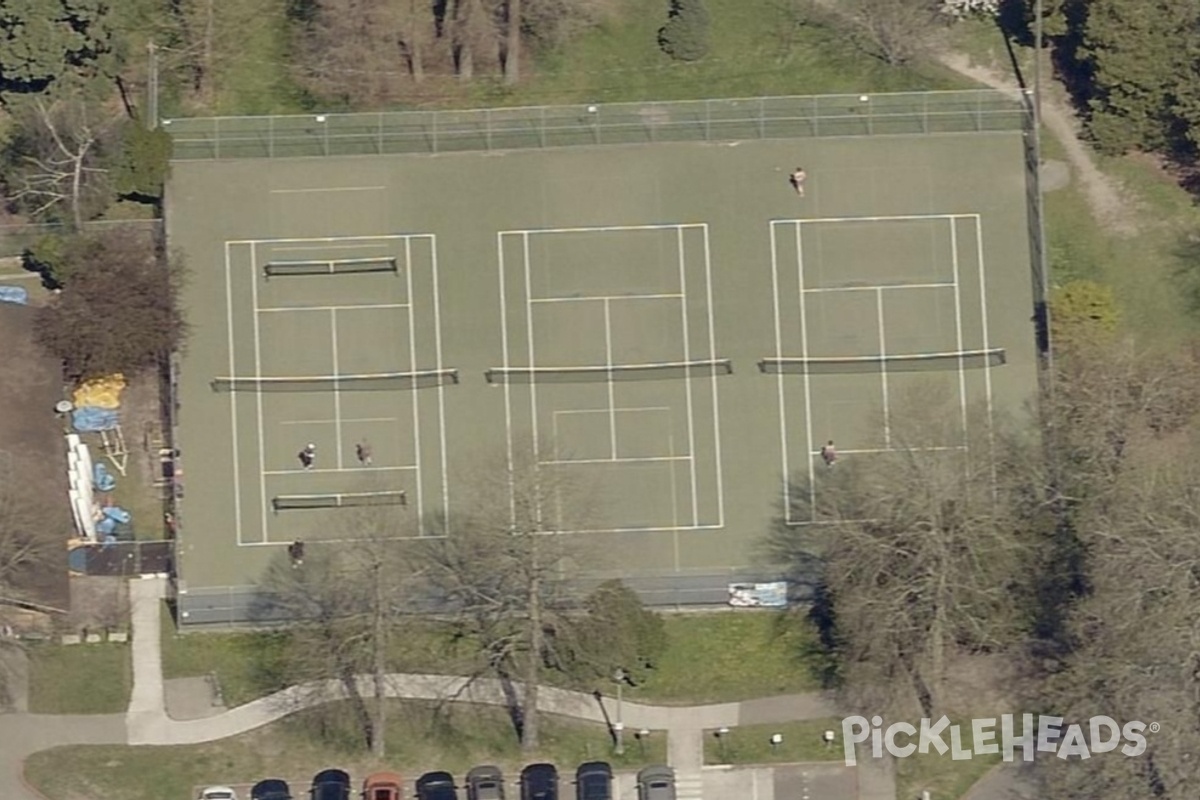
[200,788,240,800]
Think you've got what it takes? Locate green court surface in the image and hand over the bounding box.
[166,109,1039,611]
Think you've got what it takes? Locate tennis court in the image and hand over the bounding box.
[493,223,725,533]
[766,214,1001,523]
[165,91,1041,620]
[218,234,450,544]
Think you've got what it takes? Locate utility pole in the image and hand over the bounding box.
[147,42,159,129]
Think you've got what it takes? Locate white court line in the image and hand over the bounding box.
[224,242,243,546]
[876,287,890,448]
[257,303,410,313]
[269,186,385,194]
[792,213,977,225]
[554,406,672,416]
[431,235,450,531]
[795,223,817,516]
[950,219,969,444]
[271,243,394,252]
[405,237,423,524]
[542,456,691,465]
[242,532,446,547]
[768,223,792,525]
[523,232,543,526]
[281,417,398,425]
[702,224,724,528]
[504,223,707,236]
[677,227,699,528]
[974,215,998,486]
[528,293,684,304]
[264,465,417,476]
[228,235,411,245]
[330,309,343,469]
[820,446,967,455]
[498,232,516,527]
[801,283,954,294]
[250,245,269,545]
[603,299,617,459]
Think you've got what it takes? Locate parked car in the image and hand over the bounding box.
[573,762,611,800]
[466,765,505,800]
[250,779,292,800]
[310,768,351,800]
[416,770,459,800]
[199,788,239,800]
[363,771,404,800]
[520,763,558,800]
[635,766,675,800]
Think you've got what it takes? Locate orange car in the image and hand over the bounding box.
[363,772,404,800]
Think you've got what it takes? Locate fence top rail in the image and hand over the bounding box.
[161,89,1024,129]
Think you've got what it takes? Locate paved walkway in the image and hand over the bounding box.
[2,577,894,799]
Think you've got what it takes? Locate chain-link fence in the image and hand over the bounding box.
[164,90,1028,161]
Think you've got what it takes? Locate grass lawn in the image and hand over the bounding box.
[24,701,667,800]
[895,741,1002,800]
[702,718,844,765]
[630,612,821,704]
[27,641,132,714]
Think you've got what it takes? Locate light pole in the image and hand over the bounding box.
[716,727,730,762]
[613,668,627,755]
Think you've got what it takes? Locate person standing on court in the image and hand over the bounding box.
[355,439,373,466]
[789,166,807,196]
[298,443,316,470]
[820,440,836,467]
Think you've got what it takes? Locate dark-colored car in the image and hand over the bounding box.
[520,764,558,800]
[417,770,459,800]
[466,765,505,800]
[250,779,292,800]
[574,762,612,800]
[635,766,675,800]
[363,771,404,800]
[310,769,351,800]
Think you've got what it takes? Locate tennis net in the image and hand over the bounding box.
[263,257,398,277]
[758,349,1006,375]
[273,490,407,511]
[211,369,458,392]
[484,358,733,384]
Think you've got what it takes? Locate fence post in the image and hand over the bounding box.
[486,107,493,152]
[432,110,439,154]
[214,118,221,160]
[758,98,765,139]
[976,92,982,132]
[268,116,274,158]
[704,99,711,141]
[538,106,545,149]
[922,93,929,134]
[812,96,819,138]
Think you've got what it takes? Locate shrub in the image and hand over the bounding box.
[658,0,710,62]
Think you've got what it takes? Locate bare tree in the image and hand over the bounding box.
[6,99,111,229]
[255,497,421,756]
[768,383,1029,718]
[841,0,947,66]
[420,444,598,751]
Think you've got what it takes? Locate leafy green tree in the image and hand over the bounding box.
[0,0,114,98]
[658,0,710,62]
[108,121,172,205]
[547,580,666,685]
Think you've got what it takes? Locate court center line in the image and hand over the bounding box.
[677,226,699,529]
[876,287,891,448]
[430,234,451,532]
[768,222,793,525]
[506,223,707,236]
[405,237,423,525]
[269,186,385,194]
[973,215,998,488]
[330,308,344,469]
[541,456,691,465]
[604,298,617,459]
[498,233,516,528]
[257,302,410,313]
[554,406,672,416]
[791,213,975,225]
[271,243,394,252]
[523,231,544,527]
[224,242,244,546]
[228,235,411,245]
[795,222,817,518]
[281,417,398,425]
[528,293,684,304]
[264,465,419,476]
[950,218,969,446]
[801,283,954,294]
[250,245,269,545]
[702,223,724,528]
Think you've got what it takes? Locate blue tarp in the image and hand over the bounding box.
[97,517,116,535]
[102,506,131,524]
[728,581,789,608]
[72,406,119,432]
[0,286,28,305]
[93,462,116,492]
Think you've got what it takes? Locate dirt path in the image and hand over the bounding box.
[937,51,1137,236]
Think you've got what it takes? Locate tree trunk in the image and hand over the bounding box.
[371,562,387,757]
[503,0,520,84]
[70,139,91,232]
[455,0,475,78]
[201,0,215,103]
[522,572,541,751]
